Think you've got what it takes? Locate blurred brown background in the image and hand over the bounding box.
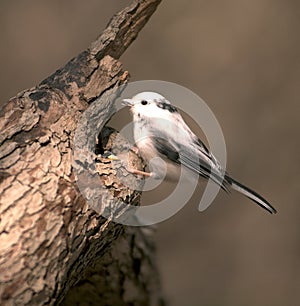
[1,1,299,305]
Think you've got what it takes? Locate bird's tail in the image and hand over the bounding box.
[225,175,277,214]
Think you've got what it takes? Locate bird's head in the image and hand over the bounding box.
[122,92,178,120]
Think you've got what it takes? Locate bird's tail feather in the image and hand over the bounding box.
[225,175,277,214]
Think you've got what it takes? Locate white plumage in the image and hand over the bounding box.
[123,92,276,214]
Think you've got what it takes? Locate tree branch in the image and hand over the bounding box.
[0,0,163,305]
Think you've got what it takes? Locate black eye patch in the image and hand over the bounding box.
[141,100,148,105]
[157,101,177,113]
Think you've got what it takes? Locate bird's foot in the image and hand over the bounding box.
[130,146,140,155]
[126,167,152,177]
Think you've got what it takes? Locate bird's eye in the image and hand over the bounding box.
[141,100,148,105]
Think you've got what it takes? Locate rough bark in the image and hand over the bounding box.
[0,0,164,305]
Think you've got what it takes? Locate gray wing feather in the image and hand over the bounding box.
[152,136,228,191]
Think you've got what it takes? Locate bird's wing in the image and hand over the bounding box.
[153,137,228,191]
[153,138,180,164]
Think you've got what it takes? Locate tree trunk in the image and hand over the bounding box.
[0,1,164,305]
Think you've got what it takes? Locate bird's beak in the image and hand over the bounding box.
[122,98,133,106]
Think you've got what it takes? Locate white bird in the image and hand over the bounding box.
[122,92,277,214]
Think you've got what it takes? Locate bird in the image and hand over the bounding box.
[122,92,277,214]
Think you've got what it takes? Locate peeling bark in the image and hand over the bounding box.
[0,0,164,305]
